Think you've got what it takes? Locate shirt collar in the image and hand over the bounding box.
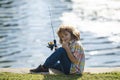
[69,39,75,45]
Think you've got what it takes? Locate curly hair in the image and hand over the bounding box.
[57,24,80,44]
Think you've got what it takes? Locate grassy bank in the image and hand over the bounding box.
[0,72,120,80]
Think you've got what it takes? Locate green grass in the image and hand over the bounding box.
[0,72,120,80]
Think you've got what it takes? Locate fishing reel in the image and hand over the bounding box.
[47,39,57,51]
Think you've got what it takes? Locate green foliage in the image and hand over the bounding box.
[0,72,120,80]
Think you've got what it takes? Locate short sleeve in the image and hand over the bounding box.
[73,42,84,64]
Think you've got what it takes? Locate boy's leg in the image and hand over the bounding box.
[43,47,71,74]
[30,47,71,74]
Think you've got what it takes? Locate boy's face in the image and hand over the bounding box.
[60,31,71,43]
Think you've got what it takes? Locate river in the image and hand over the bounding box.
[0,0,120,68]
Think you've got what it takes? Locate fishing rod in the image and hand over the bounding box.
[47,7,57,50]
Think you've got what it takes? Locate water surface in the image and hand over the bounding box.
[0,0,120,68]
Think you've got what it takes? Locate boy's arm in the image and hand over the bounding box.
[62,41,78,64]
[65,47,79,64]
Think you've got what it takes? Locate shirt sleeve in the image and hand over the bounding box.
[73,42,84,64]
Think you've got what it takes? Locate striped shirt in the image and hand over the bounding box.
[69,40,85,74]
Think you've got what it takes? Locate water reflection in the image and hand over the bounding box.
[60,0,120,67]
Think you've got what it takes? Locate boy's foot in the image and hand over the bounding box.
[30,65,48,73]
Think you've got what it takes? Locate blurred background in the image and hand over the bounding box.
[0,0,120,68]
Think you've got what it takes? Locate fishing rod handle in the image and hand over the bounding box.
[54,39,57,47]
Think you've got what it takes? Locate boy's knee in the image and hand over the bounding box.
[58,47,66,54]
[59,47,65,51]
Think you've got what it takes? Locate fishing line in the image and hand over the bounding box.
[48,6,57,50]
[48,6,55,40]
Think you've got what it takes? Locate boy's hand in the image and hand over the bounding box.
[62,41,69,49]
